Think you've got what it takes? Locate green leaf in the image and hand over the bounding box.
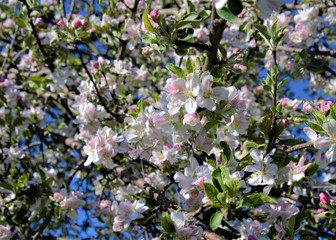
[210,211,224,230]
[166,63,185,78]
[254,23,272,48]
[161,212,176,233]
[204,183,222,208]
[216,8,237,23]
[241,193,277,207]
[312,110,325,125]
[328,102,336,119]
[15,18,27,28]
[227,0,243,16]
[0,182,14,191]
[136,98,144,114]
[186,57,195,74]
[224,178,240,198]
[55,205,62,220]
[17,173,30,188]
[143,5,156,33]
[305,162,318,177]
[175,45,189,56]
[170,10,210,32]
[329,179,336,185]
[220,141,232,161]
[258,114,272,138]
[293,211,308,231]
[204,120,220,131]
[277,78,288,89]
[306,122,325,134]
[210,66,222,78]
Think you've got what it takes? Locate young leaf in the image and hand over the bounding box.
[186,57,195,74]
[166,63,185,78]
[204,183,222,208]
[210,211,224,230]
[216,8,237,23]
[161,212,176,233]
[241,193,277,206]
[143,6,156,33]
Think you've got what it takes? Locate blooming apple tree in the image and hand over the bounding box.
[1,0,336,239]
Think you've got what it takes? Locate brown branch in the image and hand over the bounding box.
[269,188,320,206]
[203,230,226,240]
[286,141,314,153]
[175,40,212,52]
[75,44,121,121]
[30,158,86,239]
[203,2,226,71]
[113,166,174,208]
[19,0,55,71]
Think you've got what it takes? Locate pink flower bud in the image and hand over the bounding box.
[233,48,241,54]
[321,101,332,114]
[72,18,82,28]
[54,192,64,202]
[200,116,208,126]
[302,101,313,114]
[81,20,89,27]
[233,63,247,73]
[92,61,99,69]
[317,208,325,213]
[195,176,205,187]
[183,113,200,126]
[280,97,289,108]
[149,9,159,22]
[89,27,96,33]
[57,19,66,27]
[282,118,289,128]
[319,192,330,204]
[36,17,43,24]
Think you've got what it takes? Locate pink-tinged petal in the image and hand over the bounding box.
[185,98,197,113]
[212,87,229,100]
[303,127,317,140]
[323,119,336,138]
[314,137,332,149]
[248,175,262,186]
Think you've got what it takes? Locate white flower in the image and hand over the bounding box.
[196,71,228,111]
[306,119,336,161]
[244,149,278,186]
[215,0,227,9]
[0,225,14,240]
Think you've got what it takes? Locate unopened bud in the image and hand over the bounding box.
[72,18,82,28]
[57,19,66,27]
[302,101,313,114]
[319,192,330,204]
[149,9,159,22]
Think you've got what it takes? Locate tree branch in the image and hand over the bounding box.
[203,2,226,71]
[113,166,174,209]
[286,141,314,153]
[203,230,226,240]
[20,0,55,71]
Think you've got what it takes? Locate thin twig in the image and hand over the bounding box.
[286,141,314,153]
[75,44,119,120]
